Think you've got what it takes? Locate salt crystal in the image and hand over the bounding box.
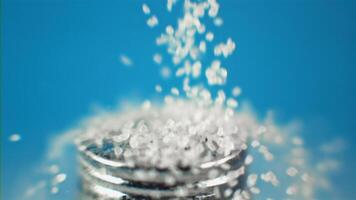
[54,173,66,184]
[119,54,133,66]
[286,185,298,195]
[232,86,242,97]
[286,167,298,177]
[153,53,163,64]
[214,17,223,26]
[227,98,238,108]
[247,173,258,187]
[142,4,151,15]
[171,87,179,96]
[206,32,214,42]
[244,155,254,165]
[147,15,159,27]
[160,67,171,78]
[9,134,21,142]
[155,85,162,93]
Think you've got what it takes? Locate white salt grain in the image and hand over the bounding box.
[153,53,163,64]
[147,15,159,27]
[286,167,298,177]
[155,85,162,93]
[160,67,171,78]
[206,32,214,42]
[142,4,151,15]
[232,86,242,97]
[214,17,223,26]
[119,54,133,66]
[9,134,21,142]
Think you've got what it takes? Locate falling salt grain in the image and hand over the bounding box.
[214,17,223,26]
[153,53,163,64]
[206,32,214,42]
[49,165,60,174]
[251,140,260,148]
[142,100,152,110]
[9,134,21,142]
[119,54,133,66]
[247,174,258,187]
[54,173,67,184]
[227,98,238,108]
[160,66,171,78]
[286,185,298,195]
[244,155,254,165]
[155,85,162,93]
[51,187,59,194]
[232,86,242,97]
[167,0,177,12]
[250,187,260,194]
[286,167,298,177]
[142,4,151,15]
[147,15,159,27]
[171,87,179,96]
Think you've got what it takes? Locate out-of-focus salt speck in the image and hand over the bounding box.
[261,171,279,186]
[259,145,274,161]
[53,173,67,184]
[51,187,59,194]
[286,185,298,195]
[286,167,298,177]
[214,38,236,58]
[160,66,171,78]
[257,126,267,134]
[166,25,174,35]
[214,17,223,26]
[142,3,151,15]
[147,15,159,27]
[142,100,152,110]
[316,159,340,172]
[155,84,162,93]
[227,98,238,108]
[292,137,303,146]
[25,180,46,197]
[9,133,21,142]
[199,41,207,53]
[153,53,163,64]
[192,61,202,78]
[247,173,258,187]
[250,187,260,194]
[232,86,242,97]
[171,87,179,96]
[208,0,219,17]
[49,164,60,174]
[244,154,254,165]
[251,140,260,148]
[320,138,347,154]
[206,32,214,42]
[205,60,227,85]
[301,173,310,182]
[119,54,133,66]
[167,0,177,12]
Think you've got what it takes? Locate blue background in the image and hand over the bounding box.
[2,0,356,199]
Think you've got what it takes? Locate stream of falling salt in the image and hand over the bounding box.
[20,1,343,200]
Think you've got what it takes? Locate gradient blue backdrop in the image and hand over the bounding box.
[2,0,356,199]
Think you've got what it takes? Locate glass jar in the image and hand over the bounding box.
[77,138,246,200]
